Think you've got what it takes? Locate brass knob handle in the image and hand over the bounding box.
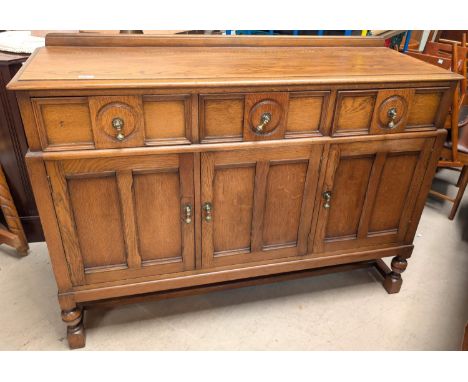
[183,204,192,224]
[323,191,332,209]
[387,107,397,128]
[254,112,272,134]
[112,117,125,141]
[203,202,212,222]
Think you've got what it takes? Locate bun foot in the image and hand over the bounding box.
[382,256,408,294]
[61,307,86,349]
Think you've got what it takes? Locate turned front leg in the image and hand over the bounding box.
[383,256,408,294]
[61,307,86,349]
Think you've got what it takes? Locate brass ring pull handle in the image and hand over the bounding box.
[112,117,125,141]
[254,112,272,134]
[387,107,397,129]
[183,204,192,224]
[203,202,212,222]
[323,191,332,209]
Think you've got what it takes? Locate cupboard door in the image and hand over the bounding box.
[201,145,324,268]
[313,137,434,253]
[46,153,195,285]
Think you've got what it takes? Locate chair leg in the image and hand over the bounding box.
[463,322,468,351]
[0,165,29,255]
[449,166,468,220]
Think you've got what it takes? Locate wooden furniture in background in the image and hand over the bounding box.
[0,52,43,241]
[8,34,460,348]
[0,164,28,255]
[427,39,467,167]
[438,31,468,87]
[408,35,468,219]
[438,31,468,45]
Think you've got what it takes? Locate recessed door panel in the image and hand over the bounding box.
[325,156,373,239]
[134,170,182,262]
[369,153,419,233]
[68,174,127,270]
[263,161,308,247]
[213,165,255,254]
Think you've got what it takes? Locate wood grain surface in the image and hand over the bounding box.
[8,46,461,90]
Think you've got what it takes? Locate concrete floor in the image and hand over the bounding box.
[0,169,467,350]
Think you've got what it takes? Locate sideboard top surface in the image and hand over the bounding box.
[8,45,461,90]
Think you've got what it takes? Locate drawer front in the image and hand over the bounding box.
[31,87,450,151]
[32,95,192,150]
[200,91,329,142]
[332,87,450,136]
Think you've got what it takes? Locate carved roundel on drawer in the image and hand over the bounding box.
[243,92,289,141]
[97,102,138,140]
[249,99,283,135]
[89,96,145,149]
[370,89,414,135]
[376,95,408,130]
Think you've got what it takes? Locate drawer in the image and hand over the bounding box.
[32,95,192,150]
[332,87,451,136]
[199,91,330,142]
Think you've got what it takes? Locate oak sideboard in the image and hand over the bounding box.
[8,34,461,349]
